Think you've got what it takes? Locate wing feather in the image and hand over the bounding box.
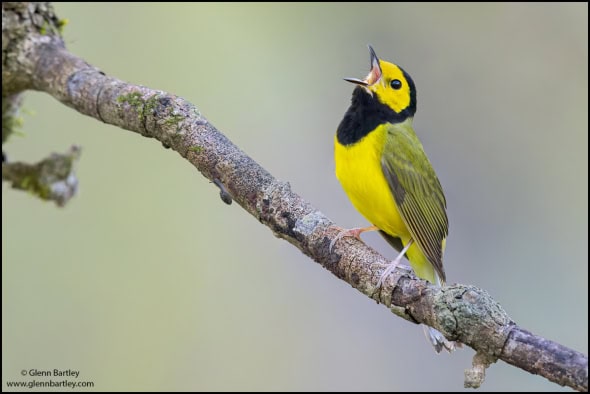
[380,122,448,282]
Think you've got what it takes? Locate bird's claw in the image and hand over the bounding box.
[327,225,378,253]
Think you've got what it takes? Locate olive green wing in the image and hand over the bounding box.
[380,123,448,282]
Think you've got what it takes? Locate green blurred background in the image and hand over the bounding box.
[2,3,587,391]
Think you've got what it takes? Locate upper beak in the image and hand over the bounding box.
[344,45,382,86]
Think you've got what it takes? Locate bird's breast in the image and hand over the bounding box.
[334,124,408,238]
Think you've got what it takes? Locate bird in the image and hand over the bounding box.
[333,45,455,353]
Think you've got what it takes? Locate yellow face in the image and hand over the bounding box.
[344,47,416,116]
[367,60,413,114]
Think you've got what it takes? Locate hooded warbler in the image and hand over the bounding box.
[333,46,455,353]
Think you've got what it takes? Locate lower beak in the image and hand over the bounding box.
[343,77,368,86]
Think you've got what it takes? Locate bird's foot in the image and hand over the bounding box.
[328,225,378,253]
[372,239,414,295]
[375,254,404,290]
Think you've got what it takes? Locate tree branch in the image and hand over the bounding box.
[2,3,587,391]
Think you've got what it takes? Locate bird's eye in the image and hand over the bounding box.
[390,79,402,90]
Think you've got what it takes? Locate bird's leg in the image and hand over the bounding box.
[328,225,379,253]
[375,239,414,289]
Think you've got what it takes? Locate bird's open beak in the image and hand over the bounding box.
[344,45,382,87]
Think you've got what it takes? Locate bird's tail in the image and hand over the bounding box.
[424,325,456,353]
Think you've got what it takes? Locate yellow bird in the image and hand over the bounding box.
[333,46,455,352]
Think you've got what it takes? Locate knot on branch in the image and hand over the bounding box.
[392,281,515,352]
